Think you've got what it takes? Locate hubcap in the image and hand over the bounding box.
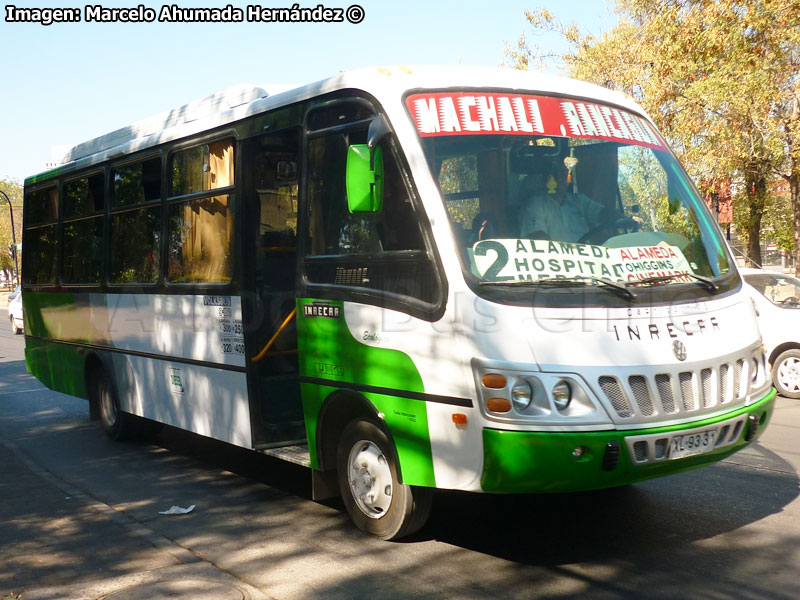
[347,440,393,519]
[99,379,117,429]
[778,357,800,393]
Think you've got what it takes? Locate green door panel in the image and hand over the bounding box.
[297,298,435,486]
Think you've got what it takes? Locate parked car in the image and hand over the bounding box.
[741,268,800,398]
[7,285,23,335]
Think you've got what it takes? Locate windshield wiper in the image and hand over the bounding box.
[629,272,719,292]
[480,276,637,300]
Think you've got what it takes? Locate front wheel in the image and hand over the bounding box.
[773,349,800,399]
[10,316,21,335]
[336,420,433,540]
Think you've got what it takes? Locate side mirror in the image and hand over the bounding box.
[346,144,383,213]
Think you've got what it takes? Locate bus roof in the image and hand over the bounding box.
[26,66,650,185]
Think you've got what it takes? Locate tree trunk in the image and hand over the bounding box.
[746,178,766,268]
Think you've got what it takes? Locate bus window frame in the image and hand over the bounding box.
[22,182,61,288]
[60,168,106,287]
[107,151,164,289]
[299,93,448,323]
[164,131,239,289]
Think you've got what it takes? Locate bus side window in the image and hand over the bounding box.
[110,156,163,284]
[167,140,235,284]
[23,186,59,285]
[62,172,104,285]
[305,129,438,305]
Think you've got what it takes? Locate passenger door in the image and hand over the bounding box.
[241,130,304,447]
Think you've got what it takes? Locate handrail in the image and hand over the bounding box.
[251,308,297,363]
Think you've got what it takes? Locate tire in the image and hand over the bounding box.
[90,368,139,441]
[772,349,800,399]
[10,316,21,335]
[336,419,433,540]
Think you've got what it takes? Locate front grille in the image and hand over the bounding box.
[679,372,696,411]
[655,374,676,413]
[733,360,744,400]
[719,364,729,402]
[629,376,654,416]
[597,353,763,422]
[599,376,632,418]
[701,368,713,408]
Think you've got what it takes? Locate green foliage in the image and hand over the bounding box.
[508,0,800,268]
[759,193,793,252]
[0,178,23,281]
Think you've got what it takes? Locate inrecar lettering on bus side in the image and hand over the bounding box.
[303,302,341,319]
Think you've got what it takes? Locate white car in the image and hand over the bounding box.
[741,268,800,398]
[7,285,23,335]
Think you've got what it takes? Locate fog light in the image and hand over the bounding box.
[552,380,572,410]
[511,380,533,412]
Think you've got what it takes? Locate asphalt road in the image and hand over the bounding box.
[1,321,799,599]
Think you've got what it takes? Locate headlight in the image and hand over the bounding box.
[511,380,533,412]
[552,380,572,410]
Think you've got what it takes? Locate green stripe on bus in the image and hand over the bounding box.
[23,292,80,340]
[296,298,435,487]
[25,337,88,399]
[25,167,63,186]
[481,388,776,493]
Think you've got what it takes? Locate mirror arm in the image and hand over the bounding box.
[367,115,391,168]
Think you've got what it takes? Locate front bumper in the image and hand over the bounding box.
[480,387,776,493]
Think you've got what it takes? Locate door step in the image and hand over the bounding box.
[260,443,311,467]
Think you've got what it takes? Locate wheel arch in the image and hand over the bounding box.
[83,350,113,421]
[768,342,800,366]
[315,388,405,482]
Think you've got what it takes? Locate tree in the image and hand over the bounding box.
[0,178,23,285]
[508,1,800,271]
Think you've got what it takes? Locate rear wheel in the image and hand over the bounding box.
[773,349,800,399]
[91,368,138,441]
[336,419,432,540]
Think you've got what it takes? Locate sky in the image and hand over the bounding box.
[0,0,618,183]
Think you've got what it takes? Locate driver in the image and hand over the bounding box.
[520,163,611,243]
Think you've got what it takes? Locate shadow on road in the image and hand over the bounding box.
[426,454,799,563]
[3,359,799,599]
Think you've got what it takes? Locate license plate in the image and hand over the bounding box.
[669,429,717,459]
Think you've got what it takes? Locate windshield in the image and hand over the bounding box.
[745,273,800,308]
[407,91,735,304]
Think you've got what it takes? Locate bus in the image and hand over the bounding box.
[22,66,775,540]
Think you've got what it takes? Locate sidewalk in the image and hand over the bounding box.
[0,440,272,600]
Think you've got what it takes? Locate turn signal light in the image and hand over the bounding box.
[452,413,468,425]
[486,397,512,413]
[482,373,507,389]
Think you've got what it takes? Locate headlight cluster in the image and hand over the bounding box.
[478,370,600,421]
[511,380,533,411]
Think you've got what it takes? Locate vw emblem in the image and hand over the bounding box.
[673,340,687,361]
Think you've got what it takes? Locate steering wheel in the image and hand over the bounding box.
[578,217,639,244]
[778,296,800,307]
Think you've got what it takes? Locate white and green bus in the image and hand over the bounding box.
[22,67,775,539]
